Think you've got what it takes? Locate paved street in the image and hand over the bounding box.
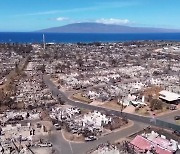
[49,132,73,154]
[48,121,146,154]
[71,122,146,154]
[43,75,180,153]
[43,75,180,130]
[43,75,149,153]
[158,110,180,125]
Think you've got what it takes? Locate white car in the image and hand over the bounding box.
[54,124,61,130]
[85,136,97,141]
[38,143,52,147]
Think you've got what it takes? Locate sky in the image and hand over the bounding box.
[0,0,180,32]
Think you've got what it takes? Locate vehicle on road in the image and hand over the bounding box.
[172,130,180,137]
[174,116,180,120]
[169,105,176,110]
[54,123,61,130]
[85,136,97,142]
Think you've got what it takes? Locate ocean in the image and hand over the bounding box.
[0,32,180,43]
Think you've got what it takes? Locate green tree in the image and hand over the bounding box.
[150,99,163,110]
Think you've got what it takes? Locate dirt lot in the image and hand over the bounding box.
[142,86,163,99]
[135,105,170,117]
[72,93,92,104]
[135,106,150,116]
[99,100,124,111]
[104,116,128,131]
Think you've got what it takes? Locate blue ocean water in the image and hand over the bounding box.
[0,32,180,43]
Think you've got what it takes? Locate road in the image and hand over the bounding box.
[43,75,150,153]
[158,110,180,125]
[49,132,72,154]
[43,75,180,131]
[43,75,180,153]
[48,122,146,154]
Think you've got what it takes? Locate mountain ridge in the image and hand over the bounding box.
[38,22,180,33]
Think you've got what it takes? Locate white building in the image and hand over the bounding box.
[159,90,180,104]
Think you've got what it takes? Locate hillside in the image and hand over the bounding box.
[38,23,180,33]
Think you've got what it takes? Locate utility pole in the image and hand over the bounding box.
[43,34,45,50]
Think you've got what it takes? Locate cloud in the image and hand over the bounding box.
[22,10,60,16]
[56,17,68,21]
[96,18,130,25]
[14,7,98,17]
[96,1,138,8]
[13,1,138,17]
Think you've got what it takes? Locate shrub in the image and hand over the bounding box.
[150,99,163,110]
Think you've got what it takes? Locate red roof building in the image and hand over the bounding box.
[131,135,173,154]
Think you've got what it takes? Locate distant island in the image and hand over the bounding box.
[38,22,180,33]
